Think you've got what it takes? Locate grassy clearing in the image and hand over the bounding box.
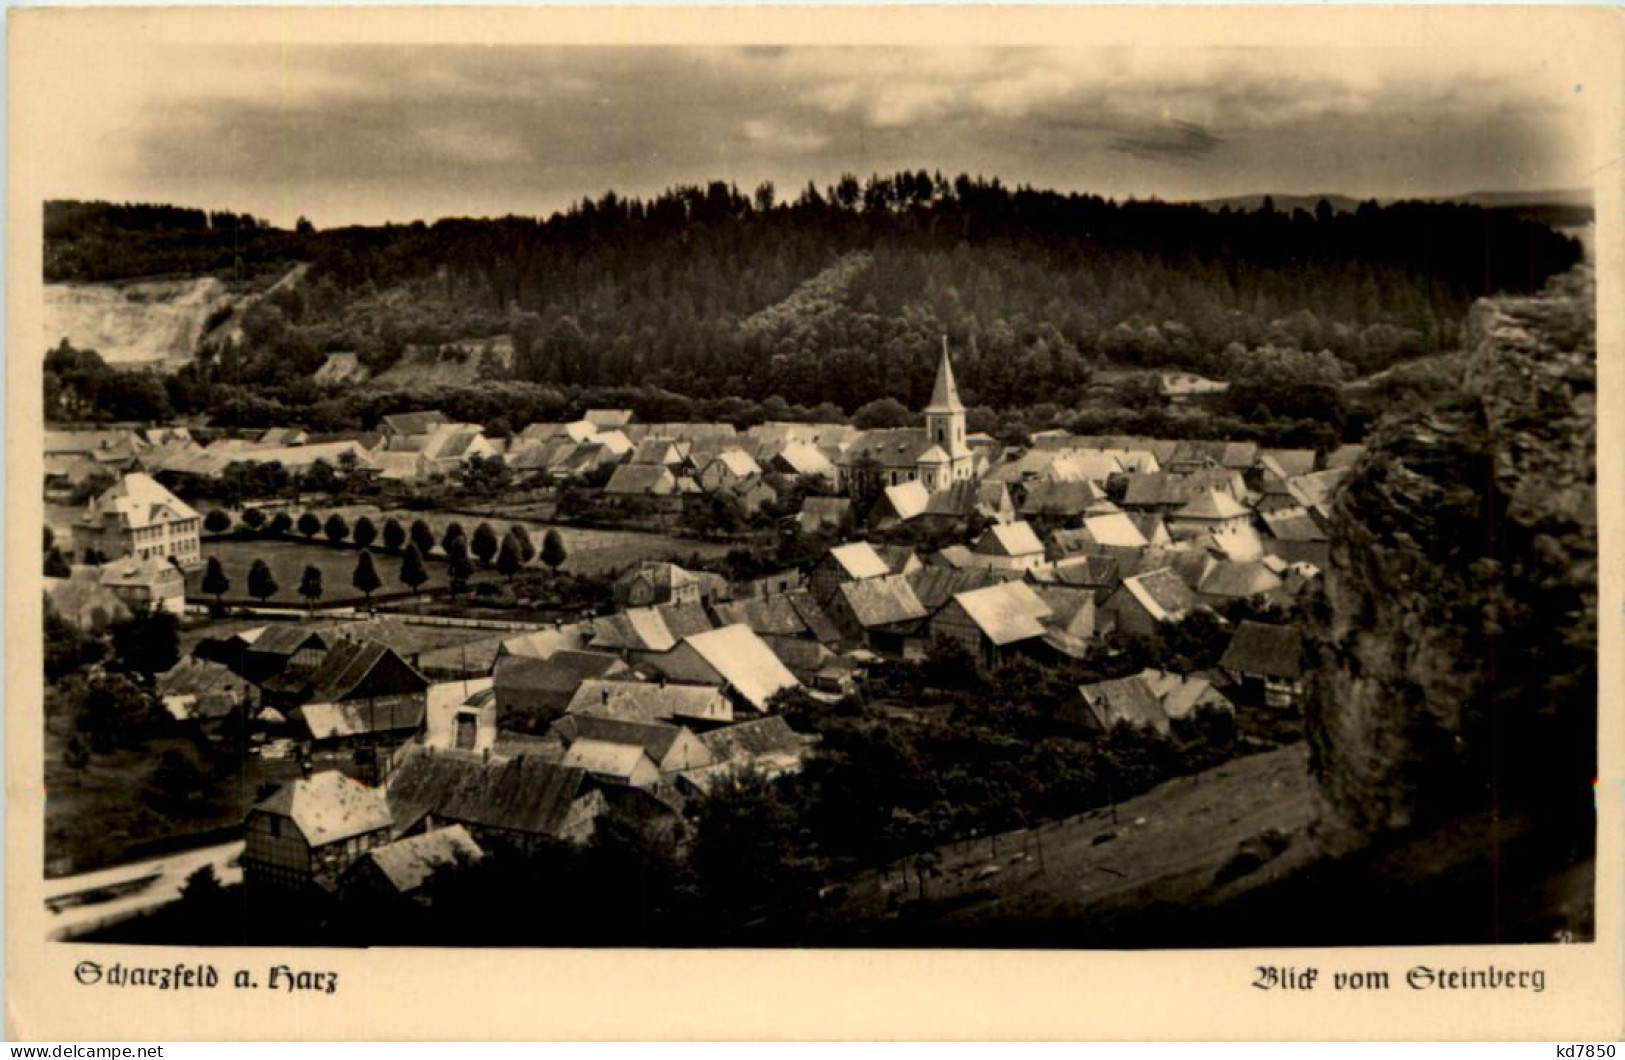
[186,538,500,606]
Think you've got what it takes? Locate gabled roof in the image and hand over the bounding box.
[1137,668,1231,720]
[1260,449,1317,478]
[630,438,688,466]
[304,638,426,703]
[1019,479,1108,517]
[1175,490,1250,521]
[1033,554,1121,590]
[562,738,657,781]
[1262,506,1329,542]
[676,624,800,710]
[881,481,931,521]
[246,625,328,658]
[1219,621,1304,680]
[974,521,1044,558]
[253,770,392,846]
[584,408,635,429]
[604,463,677,496]
[298,698,424,741]
[949,581,1053,645]
[776,442,836,478]
[494,650,627,698]
[824,541,891,581]
[386,748,589,837]
[566,678,733,724]
[1119,567,1199,623]
[697,716,807,762]
[783,590,843,644]
[1324,444,1366,470]
[380,410,447,436]
[1286,468,1350,509]
[1077,677,1169,733]
[1197,561,1284,599]
[706,448,762,479]
[1064,513,1149,551]
[711,594,808,639]
[797,495,850,532]
[906,565,1008,612]
[156,655,240,712]
[554,714,694,762]
[874,543,921,576]
[80,472,200,529]
[840,428,935,470]
[837,575,929,629]
[589,608,676,653]
[656,600,717,638]
[358,824,483,895]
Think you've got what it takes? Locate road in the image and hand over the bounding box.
[44,839,244,941]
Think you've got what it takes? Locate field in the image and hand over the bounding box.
[186,538,501,606]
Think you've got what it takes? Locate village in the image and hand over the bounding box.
[40,338,1342,940]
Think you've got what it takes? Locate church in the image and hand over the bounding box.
[836,341,976,494]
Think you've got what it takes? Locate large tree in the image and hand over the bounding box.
[297,511,321,539]
[541,528,568,575]
[446,537,473,596]
[382,517,406,552]
[203,509,231,534]
[323,512,350,545]
[409,519,436,557]
[298,564,324,611]
[496,533,524,581]
[246,558,279,604]
[399,544,429,595]
[352,515,378,550]
[201,556,231,607]
[471,522,499,567]
[352,550,382,607]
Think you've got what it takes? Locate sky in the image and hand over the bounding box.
[33,39,1596,228]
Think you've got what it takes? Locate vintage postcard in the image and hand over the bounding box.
[7,4,1622,1041]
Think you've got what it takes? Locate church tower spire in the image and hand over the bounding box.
[923,336,970,482]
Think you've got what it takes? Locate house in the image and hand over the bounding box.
[565,678,735,727]
[796,496,851,536]
[1048,513,1149,559]
[584,408,635,431]
[697,449,763,492]
[657,600,718,640]
[553,714,714,776]
[1259,449,1317,480]
[1196,561,1285,605]
[1261,506,1329,543]
[379,410,447,442]
[560,739,662,788]
[711,593,815,641]
[491,650,629,731]
[773,441,837,480]
[414,423,498,474]
[836,343,974,493]
[244,770,395,899]
[44,571,132,631]
[1120,470,1246,514]
[629,438,690,468]
[928,581,1054,672]
[1324,444,1367,470]
[1104,567,1200,638]
[1219,621,1305,707]
[807,541,891,604]
[614,561,707,608]
[1167,490,1253,538]
[826,576,929,654]
[1065,676,1170,734]
[419,680,497,754]
[259,427,309,448]
[385,747,606,851]
[341,824,483,906]
[604,463,679,497]
[71,472,202,568]
[649,624,800,712]
[281,639,430,741]
[904,565,1009,613]
[588,608,679,660]
[1137,668,1233,722]
[156,656,243,731]
[1029,554,1122,604]
[971,521,1047,571]
[874,480,931,524]
[679,716,812,794]
[97,557,186,615]
[238,625,331,685]
[1018,479,1109,521]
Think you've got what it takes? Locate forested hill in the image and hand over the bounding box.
[45,176,1581,413]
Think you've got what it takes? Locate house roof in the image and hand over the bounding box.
[566,678,733,724]
[1261,506,1328,542]
[605,463,677,495]
[711,594,808,638]
[386,747,589,837]
[80,472,200,529]
[1286,468,1350,509]
[253,770,392,846]
[494,650,627,699]
[950,581,1053,645]
[1019,479,1108,517]
[1175,490,1250,521]
[1220,621,1304,680]
[619,561,702,594]
[1324,444,1366,470]
[783,590,843,644]
[1034,554,1121,590]
[246,624,328,658]
[304,638,426,704]
[1197,561,1284,599]
[841,428,935,470]
[381,410,447,436]
[1120,567,1199,622]
[553,714,694,763]
[584,408,635,429]
[1121,470,1241,509]
[906,565,1008,612]
[777,442,837,478]
[697,716,807,762]
[298,698,424,741]
[825,541,891,581]
[932,544,975,569]
[1138,668,1230,720]
[589,608,676,653]
[881,480,931,521]
[1078,676,1170,733]
[1079,513,1151,549]
[359,824,483,895]
[707,448,762,479]
[1260,449,1317,478]
[676,624,800,710]
[798,496,850,532]
[561,738,656,780]
[837,575,929,629]
[156,656,240,713]
[974,521,1044,558]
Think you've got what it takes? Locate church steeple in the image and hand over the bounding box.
[923,336,969,474]
[925,334,965,414]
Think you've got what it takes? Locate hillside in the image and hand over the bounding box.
[43,277,235,369]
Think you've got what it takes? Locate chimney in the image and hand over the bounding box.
[482,747,491,764]
[601,687,611,706]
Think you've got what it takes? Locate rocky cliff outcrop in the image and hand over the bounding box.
[1307,268,1596,842]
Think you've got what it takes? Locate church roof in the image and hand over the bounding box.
[925,342,965,414]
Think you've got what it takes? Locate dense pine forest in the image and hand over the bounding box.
[45,174,1582,427]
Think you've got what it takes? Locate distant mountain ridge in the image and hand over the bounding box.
[1195,188,1592,215]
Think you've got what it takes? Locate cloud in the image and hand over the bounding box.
[1112,121,1225,163]
[742,119,830,154]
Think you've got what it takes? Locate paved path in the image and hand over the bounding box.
[44,839,245,941]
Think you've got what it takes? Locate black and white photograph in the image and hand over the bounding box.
[9,4,1619,1040]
